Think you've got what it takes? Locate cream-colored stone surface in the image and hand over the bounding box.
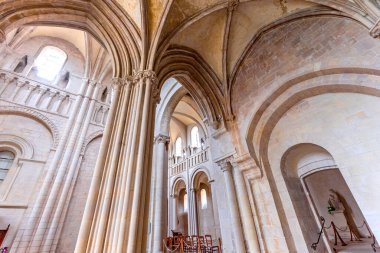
[0,1,379,253]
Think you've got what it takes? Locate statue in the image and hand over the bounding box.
[328,189,362,239]
[328,189,345,213]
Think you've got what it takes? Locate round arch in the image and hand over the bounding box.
[81,130,103,155]
[0,106,60,148]
[0,0,141,77]
[155,47,226,129]
[190,167,212,189]
[245,67,380,169]
[170,176,187,196]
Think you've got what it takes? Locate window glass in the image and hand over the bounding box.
[184,193,188,212]
[34,46,67,81]
[175,137,182,156]
[201,189,207,209]
[0,151,15,182]
[191,126,200,148]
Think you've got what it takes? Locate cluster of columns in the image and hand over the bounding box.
[74,70,159,253]
[217,156,261,253]
[11,78,104,253]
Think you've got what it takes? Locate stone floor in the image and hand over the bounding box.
[333,238,378,253]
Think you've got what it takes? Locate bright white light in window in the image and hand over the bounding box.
[191,126,200,148]
[184,193,188,212]
[34,46,67,81]
[175,137,182,157]
[201,189,207,209]
[0,151,15,182]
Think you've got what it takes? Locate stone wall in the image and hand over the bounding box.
[56,136,102,253]
[231,16,380,252]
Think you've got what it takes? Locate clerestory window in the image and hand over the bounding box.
[175,137,182,157]
[34,46,67,81]
[191,126,200,148]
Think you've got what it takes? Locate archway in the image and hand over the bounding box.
[282,143,373,252]
[193,171,218,238]
[171,179,188,235]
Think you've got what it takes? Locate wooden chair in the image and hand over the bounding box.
[198,236,208,253]
[183,236,197,253]
[205,235,221,253]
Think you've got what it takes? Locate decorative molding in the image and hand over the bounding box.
[0,106,60,148]
[0,134,34,159]
[133,69,158,84]
[154,134,170,144]
[111,77,126,91]
[216,155,234,172]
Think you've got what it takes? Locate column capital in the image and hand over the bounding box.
[132,70,160,103]
[133,70,158,84]
[16,80,27,87]
[154,134,170,144]
[111,77,125,91]
[216,155,234,172]
[111,76,135,91]
[88,80,97,87]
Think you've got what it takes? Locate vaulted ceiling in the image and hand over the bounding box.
[111,0,379,83]
[1,0,378,125]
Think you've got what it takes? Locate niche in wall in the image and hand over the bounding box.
[13,56,28,73]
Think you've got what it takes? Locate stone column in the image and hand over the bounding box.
[9,80,25,101]
[151,134,170,252]
[11,78,88,253]
[74,77,125,253]
[40,82,102,252]
[217,157,246,253]
[29,80,96,252]
[75,70,159,253]
[188,188,198,235]
[22,83,36,104]
[232,162,261,253]
[169,194,177,233]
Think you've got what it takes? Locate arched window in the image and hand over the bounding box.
[175,137,182,157]
[14,55,28,73]
[184,193,188,212]
[34,46,67,81]
[191,126,200,148]
[0,151,15,182]
[200,189,207,209]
